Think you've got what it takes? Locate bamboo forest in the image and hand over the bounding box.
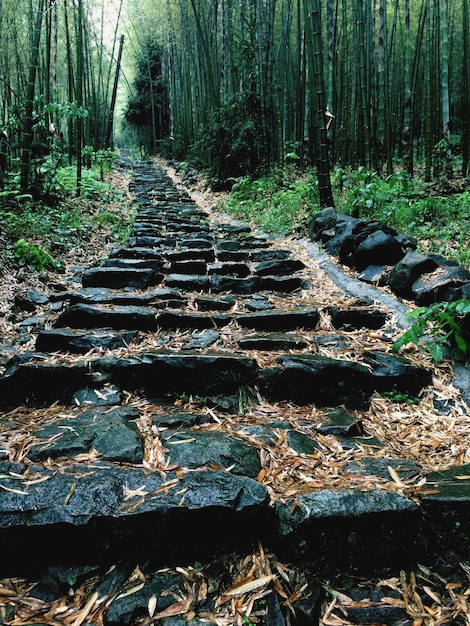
[0,0,469,197]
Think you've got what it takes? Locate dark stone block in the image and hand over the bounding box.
[109,247,164,260]
[103,258,164,271]
[328,306,387,330]
[254,259,305,276]
[411,265,470,305]
[97,350,259,397]
[160,429,261,478]
[210,275,261,294]
[169,260,207,274]
[317,407,364,436]
[185,330,220,349]
[238,332,308,351]
[308,207,337,240]
[166,249,216,262]
[208,262,251,277]
[249,249,292,262]
[36,328,142,354]
[357,265,390,286]
[156,311,231,329]
[216,250,250,261]
[82,267,162,289]
[260,276,305,292]
[70,287,182,306]
[128,236,177,248]
[388,251,439,298]
[28,406,142,464]
[275,488,421,574]
[362,351,432,395]
[236,308,319,331]
[259,354,373,408]
[194,296,236,311]
[352,230,405,272]
[55,303,157,331]
[164,274,211,291]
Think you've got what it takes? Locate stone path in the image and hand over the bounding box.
[1,162,470,624]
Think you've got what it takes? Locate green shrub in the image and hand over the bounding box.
[13,238,60,271]
[393,299,470,362]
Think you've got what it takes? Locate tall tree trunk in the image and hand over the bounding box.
[304,0,334,208]
[462,0,470,176]
[75,0,83,196]
[105,34,124,149]
[20,0,45,193]
[402,0,413,175]
[440,0,452,178]
[424,0,433,181]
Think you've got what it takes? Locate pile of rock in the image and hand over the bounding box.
[309,207,470,305]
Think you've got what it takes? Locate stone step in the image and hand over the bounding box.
[82,267,163,289]
[54,303,157,331]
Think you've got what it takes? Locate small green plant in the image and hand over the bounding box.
[380,389,420,405]
[393,299,470,362]
[13,238,60,271]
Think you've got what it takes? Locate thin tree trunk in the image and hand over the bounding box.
[304,0,334,208]
[75,0,83,196]
[440,0,452,179]
[462,0,470,176]
[20,0,46,193]
[402,0,413,175]
[105,34,124,149]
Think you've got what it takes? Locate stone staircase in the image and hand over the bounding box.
[1,162,469,624]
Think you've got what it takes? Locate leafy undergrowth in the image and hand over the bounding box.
[218,166,470,269]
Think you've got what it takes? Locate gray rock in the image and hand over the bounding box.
[411,265,470,305]
[28,406,142,463]
[210,275,261,294]
[165,273,211,291]
[328,306,387,330]
[238,332,308,351]
[156,311,231,329]
[388,251,439,298]
[308,206,337,240]
[276,488,418,535]
[259,354,373,408]
[352,230,405,272]
[36,328,142,353]
[236,308,319,331]
[363,351,432,395]
[254,259,305,276]
[82,267,163,289]
[161,429,261,477]
[55,303,157,331]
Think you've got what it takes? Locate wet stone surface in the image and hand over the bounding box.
[0,160,468,597]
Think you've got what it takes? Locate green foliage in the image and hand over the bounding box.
[222,172,318,235]
[393,299,470,362]
[333,166,470,269]
[193,92,270,187]
[13,238,60,271]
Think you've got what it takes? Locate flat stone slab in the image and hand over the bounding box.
[36,328,142,354]
[259,354,373,407]
[236,308,319,331]
[254,258,305,276]
[259,275,305,292]
[208,262,251,277]
[69,287,183,306]
[161,429,261,477]
[0,462,269,573]
[166,249,216,262]
[109,247,164,260]
[238,332,308,351]
[27,406,143,463]
[165,274,211,291]
[210,275,261,294]
[328,307,387,330]
[194,296,236,311]
[156,311,231,329]
[275,488,421,571]
[82,267,162,289]
[55,303,157,331]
